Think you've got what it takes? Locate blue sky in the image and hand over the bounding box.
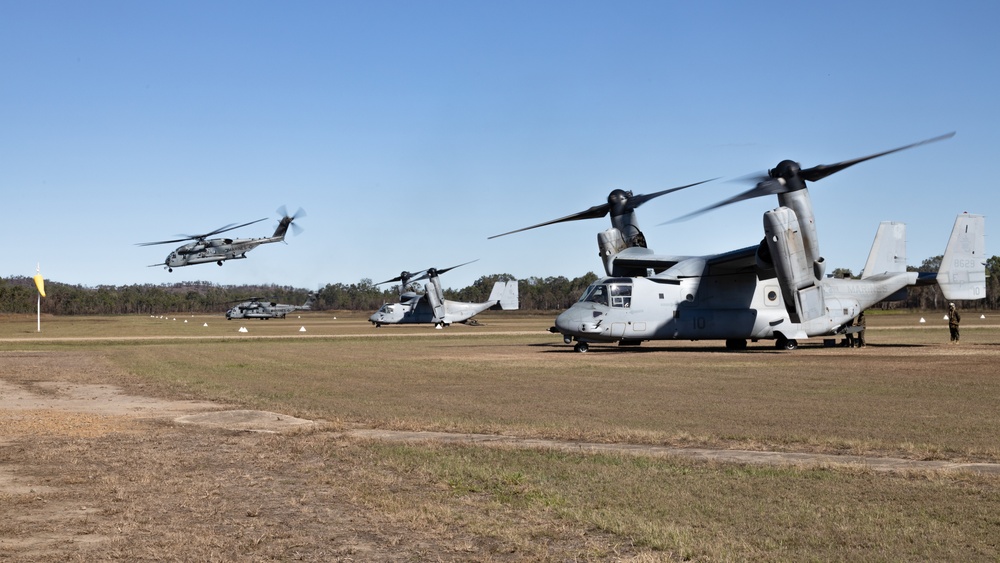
[2,1,996,291]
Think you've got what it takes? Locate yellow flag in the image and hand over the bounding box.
[33,273,46,298]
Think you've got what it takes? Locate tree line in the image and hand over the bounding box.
[1,256,996,316]
[0,273,600,316]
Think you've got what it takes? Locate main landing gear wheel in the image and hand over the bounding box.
[775,337,798,350]
[217,261,224,266]
[725,339,748,350]
[574,342,589,353]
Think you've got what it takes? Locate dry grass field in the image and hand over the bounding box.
[1,310,999,561]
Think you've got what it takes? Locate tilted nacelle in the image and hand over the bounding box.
[762,207,826,323]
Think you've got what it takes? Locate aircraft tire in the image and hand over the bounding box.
[775,338,798,350]
[574,342,589,353]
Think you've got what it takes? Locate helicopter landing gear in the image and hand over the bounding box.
[217,261,224,266]
[574,342,589,353]
[725,338,747,350]
[775,337,798,350]
[167,267,173,273]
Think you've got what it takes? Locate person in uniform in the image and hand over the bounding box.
[855,310,866,348]
[948,303,961,343]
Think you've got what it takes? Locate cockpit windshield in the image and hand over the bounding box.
[379,304,395,314]
[579,279,632,308]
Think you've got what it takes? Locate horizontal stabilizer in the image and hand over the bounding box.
[938,213,986,300]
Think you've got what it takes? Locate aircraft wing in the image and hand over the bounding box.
[609,247,694,276]
[702,244,759,276]
[611,245,758,278]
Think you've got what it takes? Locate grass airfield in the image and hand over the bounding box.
[2,310,1000,560]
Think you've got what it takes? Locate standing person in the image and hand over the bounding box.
[843,316,856,347]
[855,310,866,348]
[948,303,961,343]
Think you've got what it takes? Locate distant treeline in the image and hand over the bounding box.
[0,273,599,315]
[2,254,997,315]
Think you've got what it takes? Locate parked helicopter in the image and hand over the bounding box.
[139,207,305,272]
[226,292,317,320]
[492,133,986,352]
[370,260,519,328]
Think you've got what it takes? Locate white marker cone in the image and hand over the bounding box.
[919,318,926,323]
[203,323,209,327]
[299,326,306,332]
[239,326,248,333]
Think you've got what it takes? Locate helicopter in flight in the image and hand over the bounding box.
[139,207,305,272]
[370,260,519,328]
[226,292,318,320]
[492,133,986,352]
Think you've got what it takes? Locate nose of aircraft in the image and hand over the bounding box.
[556,305,607,336]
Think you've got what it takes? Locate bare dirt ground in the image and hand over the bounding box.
[4,348,1000,561]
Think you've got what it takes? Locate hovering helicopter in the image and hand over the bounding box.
[139,206,305,272]
[492,133,986,352]
[226,292,318,320]
[370,260,519,328]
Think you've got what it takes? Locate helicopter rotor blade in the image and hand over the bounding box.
[136,218,268,246]
[798,132,955,182]
[411,259,479,283]
[488,178,715,239]
[666,133,955,223]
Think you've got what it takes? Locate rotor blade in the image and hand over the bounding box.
[662,181,786,224]
[433,259,479,276]
[411,259,480,283]
[799,132,955,182]
[488,204,611,239]
[376,268,428,286]
[627,178,718,207]
[202,217,268,238]
[488,179,716,239]
[137,237,197,247]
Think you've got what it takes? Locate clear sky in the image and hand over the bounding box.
[2,1,997,291]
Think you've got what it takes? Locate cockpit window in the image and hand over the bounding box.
[580,282,632,308]
[608,283,632,308]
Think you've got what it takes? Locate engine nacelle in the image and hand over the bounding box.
[597,228,629,276]
[424,279,446,320]
[764,207,825,323]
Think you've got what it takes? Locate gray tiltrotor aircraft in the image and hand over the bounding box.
[493,133,986,352]
[140,207,304,272]
[226,292,317,320]
[370,261,519,328]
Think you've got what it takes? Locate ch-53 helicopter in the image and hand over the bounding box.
[492,133,986,352]
[139,207,305,272]
[370,260,519,328]
[226,292,318,320]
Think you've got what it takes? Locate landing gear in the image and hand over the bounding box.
[574,342,589,353]
[217,261,224,266]
[725,339,748,350]
[775,337,798,350]
[168,268,173,273]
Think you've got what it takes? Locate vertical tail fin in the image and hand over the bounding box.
[487,281,519,310]
[938,213,986,300]
[861,221,907,278]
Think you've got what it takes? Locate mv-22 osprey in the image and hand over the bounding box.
[139,207,304,272]
[370,261,519,329]
[493,133,986,352]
